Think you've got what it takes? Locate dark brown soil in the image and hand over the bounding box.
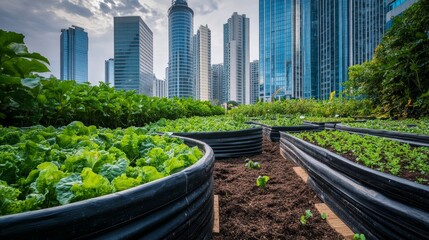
[212,138,344,240]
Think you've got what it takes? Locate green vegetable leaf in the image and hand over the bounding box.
[99,158,128,182]
[256,175,270,188]
[55,173,82,205]
[112,174,142,191]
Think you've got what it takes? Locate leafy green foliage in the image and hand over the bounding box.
[321,213,327,220]
[295,131,429,184]
[300,209,313,225]
[245,159,261,169]
[353,233,366,240]
[229,99,372,118]
[255,115,355,126]
[0,77,224,128]
[344,0,429,117]
[146,115,256,133]
[345,118,429,135]
[0,122,204,216]
[256,175,270,188]
[0,29,50,78]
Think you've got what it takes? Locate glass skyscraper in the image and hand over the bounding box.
[194,25,211,101]
[114,16,153,95]
[260,0,386,100]
[250,60,259,104]
[211,64,224,105]
[168,0,194,98]
[60,25,88,83]
[386,0,417,29]
[259,0,293,101]
[224,12,250,104]
[105,58,114,86]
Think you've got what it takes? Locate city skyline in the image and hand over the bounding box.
[0,0,259,85]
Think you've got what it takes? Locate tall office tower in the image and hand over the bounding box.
[386,0,417,29]
[60,25,88,83]
[105,58,114,86]
[349,0,385,66]
[153,75,167,98]
[194,25,211,101]
[224,12,250,104]
[293,0,319,99]
[250,60,259,104]
[259,1,293,102]
[317,0,349,100]
[168,0,194,98]
[114,16,153,95]
[211,64,224,104]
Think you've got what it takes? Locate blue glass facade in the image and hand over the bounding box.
[105,58,114,86]
[260,0,293,102]
[168,0,194,98]
[60,26,88,83]
[211,64,224,104]
[318,0,349,100]
[260,0,385,101]
[114,16,153,95]
[386,0,417,29]
[295,0,319,99]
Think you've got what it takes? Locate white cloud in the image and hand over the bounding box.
[0,0,259,84]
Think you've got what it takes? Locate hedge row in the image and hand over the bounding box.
[229,99,372,117]
[0,77,224,128]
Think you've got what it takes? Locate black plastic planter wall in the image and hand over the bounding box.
[0,137,215,240]
[335,124,429,147]
[259,123,320,142]
[172,128,262,159]
[280,132,429,239]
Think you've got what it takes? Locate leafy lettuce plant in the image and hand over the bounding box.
[0,121,204,216]
[256,176,270,188]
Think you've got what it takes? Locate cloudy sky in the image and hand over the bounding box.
[0,0,259,85]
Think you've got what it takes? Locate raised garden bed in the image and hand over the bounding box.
[280,130,429,239]
[251,117,321,142]
[0,123,215,239]
[212,138,344,239]
[147,116,262,159]
[336,119,429,147]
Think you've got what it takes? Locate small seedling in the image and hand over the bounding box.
[245,159,261,169]
[256,175,270,188]
[353,233,366,240]
[300,209,313,225]
[321,213,327,220]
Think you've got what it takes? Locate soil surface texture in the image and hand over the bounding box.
[212,138,345,240]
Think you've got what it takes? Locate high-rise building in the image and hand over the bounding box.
[168,0,194,98]
[293,0,319,99]
[317,0,349,99]
[211,64,224,104]
[153,75,167,98]
[260,0,386,100]
[105,58,114,86]
[386,0,417,29]
[224,12,250,104]
[259,1,293,101]
[60,25,88,83]
[250,60,259,104]
[349,0,385,67]
[194,25,211,101]
[114,16,153,95]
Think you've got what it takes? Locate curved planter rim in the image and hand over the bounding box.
[280,131,429,192]
[162,127,262,135]
[0,135,214,220]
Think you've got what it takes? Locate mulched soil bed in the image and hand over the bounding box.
[212,138,344,240]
